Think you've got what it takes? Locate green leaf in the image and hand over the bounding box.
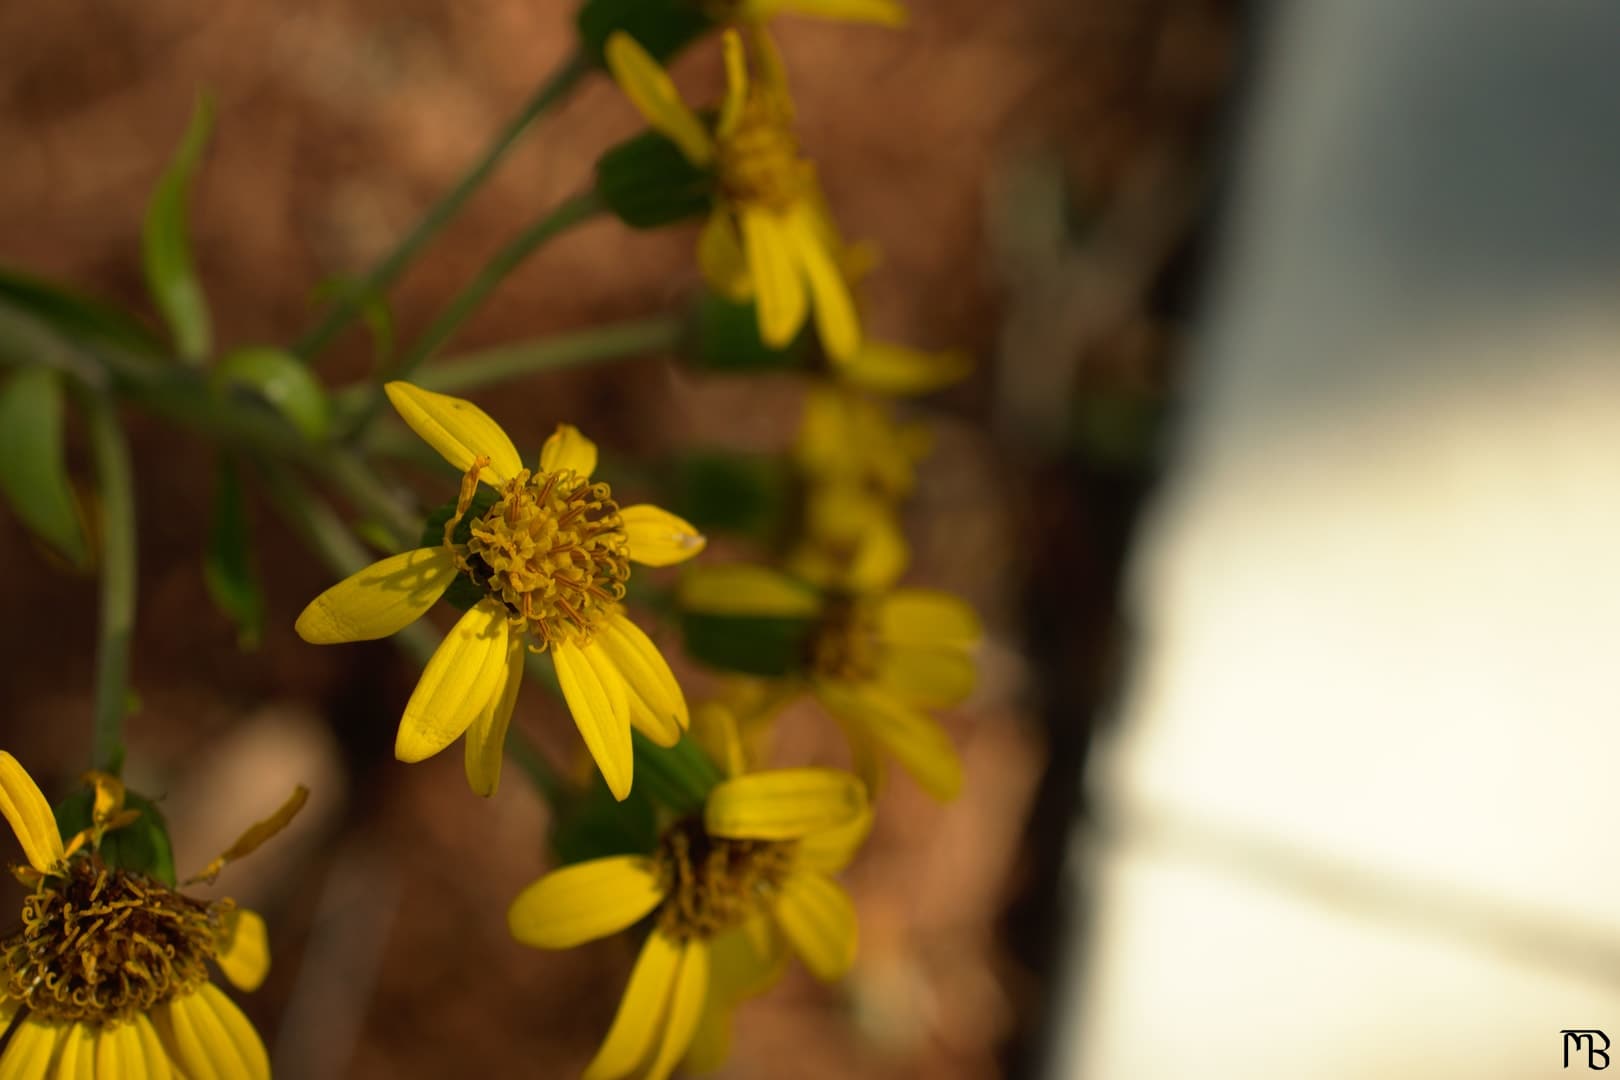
[576,0,714,66]
[595,128,715,230]
[312,276,395,372]
[0,267,165,358]
[668,450,793,540]
[681,611,816,677]
[54,788,178,887]
[203,456,265,649]
[685,288,812,372]
[142,93,215,363]
[551,775,659,866]
[421,487,499,612]
[0,367,90,568]
[213,346,332,441]
[631,729,722,815]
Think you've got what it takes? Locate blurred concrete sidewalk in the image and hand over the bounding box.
[1056,2,1620,1077]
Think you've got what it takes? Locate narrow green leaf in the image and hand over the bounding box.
[142,93,215,362]
[631,730,723,815]
[0,267,165,358]
[668,450,793,539]
[681,611,816,677]
[203,456,265,649]
[551,776,659,866]
[686,288,811,372]
[312,276,395,372]
[595,127,715,229]
[576,0,714,66]
[0,367,89,568]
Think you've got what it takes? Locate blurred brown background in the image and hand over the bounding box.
[0,1,1235,1076]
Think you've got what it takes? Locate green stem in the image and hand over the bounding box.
[339,315,682,403]
[83,394,137,774]
[292,52,591,362]
[343,189,606,436]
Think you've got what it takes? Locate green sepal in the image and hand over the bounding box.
[576,0,714,66]
[203,455,265,649]
[681,611,816,677]
[551,775,659,866]
[0,367,91,569]
[212,346,332,442]
[54,788,178,887]
[595,128,715,230]
[631,729,722,815]
[0,267,166,359]
[667,450,793,540]
[421,487,500,612]
[685,288,812,372]
[142,93,215,363]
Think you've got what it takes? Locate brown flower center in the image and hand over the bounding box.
[654,818,795,942]
[808,598,880,683]
[2,862,226,1026]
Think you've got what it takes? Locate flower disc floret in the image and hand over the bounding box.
[449,459,632,650]
[2,861,227,1026]
[654,818,796,943]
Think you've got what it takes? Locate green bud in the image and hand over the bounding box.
[54,788,178,887]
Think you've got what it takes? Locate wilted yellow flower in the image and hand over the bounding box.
[607,28,861,360]
[508,766,870,1079]
[0,753,295,1079]
[716,0,906,28]
[833,338,972,396]
[680,564,980,798]
[297,382,706,800]
[688,677,797,776]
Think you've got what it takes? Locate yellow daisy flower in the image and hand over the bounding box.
[508,765,870,1079]
[296,382,707,801]
[680,564,980,799]
[0,753,297,1079]
[715,0,907,28]
[607,28,862,361]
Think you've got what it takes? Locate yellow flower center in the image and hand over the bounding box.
[717,101,810,213]
[654,818,795,942]
[808,599,879,683]
[2,861,226,1026]
[446,459,631,650]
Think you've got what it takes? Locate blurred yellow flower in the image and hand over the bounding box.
[508,766,870,1079]
[717,0,906,28]
[680,564,981,798]
[297,383,706,801]
[0,752,287,1079]
[607,28,862,360]
[833,338,972,396]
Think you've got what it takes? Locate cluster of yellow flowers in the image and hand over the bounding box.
[0,3,979,1077]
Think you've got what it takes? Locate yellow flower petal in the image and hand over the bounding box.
[294,546,458,645]
[584,930,683,1080]
[741,208,808,348]
[875,645,976,709]
[643,939,710,1080]
[690,702,748,780]
[554,638,633,800]
[215,908,270,993]
[96,1018,160,1080]
[698,211,751,299]
[717,31,748,139]
[758,0,908,25]
[47,1021,89,1080]
[815,681,962,800]
[678,564,821,618]
[383,381,524,483]
[507,855,667,949]
[596,611,688,747]
[463,634,525,797]
[836,340,972,396]
[687,916,785,1075]
[795,806,872,874]
[0,1016,65,1080]
[604,33,714,166]
[705,768,867,841]
[538,423,598,479]
[786,204,860,361]
[127,1013,174,1080]
[875,588,982,649]
[156,984,269,1080]
[0,752,64,875]
[394,600,510,764]
[772,870,857,981]
[619,505,706,567]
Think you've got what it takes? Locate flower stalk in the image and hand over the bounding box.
[83,392,137,775]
